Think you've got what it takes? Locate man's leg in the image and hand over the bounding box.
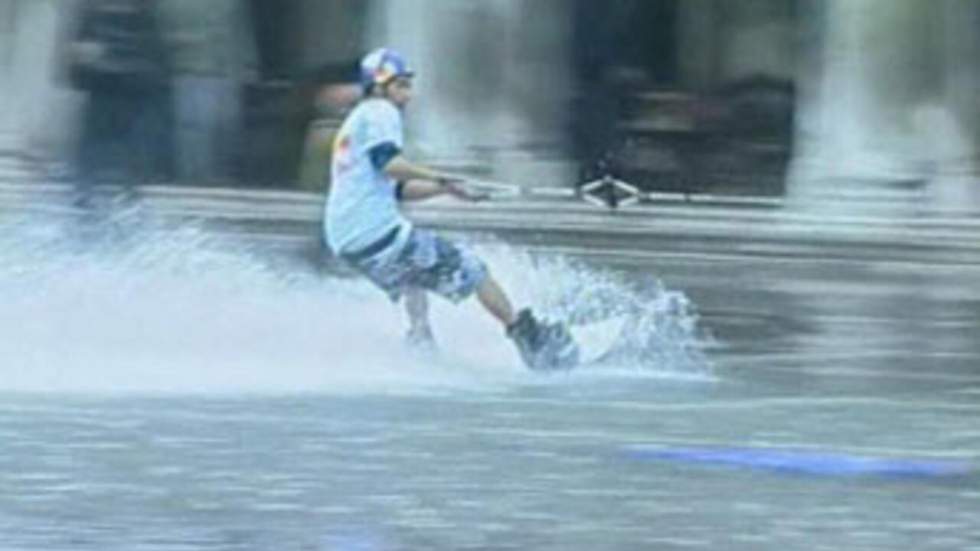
[475,273,579,371]
[475,274,516,328]
[404,287,431,335]
[173,76,210,183]
[398,230,575,369]
[403,287,436,352]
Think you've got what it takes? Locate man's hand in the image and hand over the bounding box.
[440,178,491,202]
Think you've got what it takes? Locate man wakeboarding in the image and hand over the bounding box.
[323,47,578,371]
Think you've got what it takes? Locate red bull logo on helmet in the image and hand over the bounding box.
[360,48,414,91]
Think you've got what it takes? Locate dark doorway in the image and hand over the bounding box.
[570,0,679,180]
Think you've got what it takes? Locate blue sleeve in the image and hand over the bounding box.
[368,142,401,171]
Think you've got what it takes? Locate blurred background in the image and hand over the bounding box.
[0,0,978,208]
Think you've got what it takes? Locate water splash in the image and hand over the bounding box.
[475,244,713,374]
[0,208,710,394]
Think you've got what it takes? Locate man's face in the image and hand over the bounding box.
[384,77,414,108]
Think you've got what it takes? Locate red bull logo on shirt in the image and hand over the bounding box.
[333,133,353,173]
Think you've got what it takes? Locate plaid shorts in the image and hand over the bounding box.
[343,227,488,303]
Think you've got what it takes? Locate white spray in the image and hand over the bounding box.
[0,209,710,394]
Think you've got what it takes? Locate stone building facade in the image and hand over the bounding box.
[0,0,975,202]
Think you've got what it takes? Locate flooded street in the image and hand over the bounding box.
[1,184,979,549]
[3,0,980,547]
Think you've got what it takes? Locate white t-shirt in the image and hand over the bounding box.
[324,98,411,255]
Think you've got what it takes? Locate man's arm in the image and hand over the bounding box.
[383,154,445,183]
[396,179,447,201]
[385,155,488,202]
[367,139,487,201]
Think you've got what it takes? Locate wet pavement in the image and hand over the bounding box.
[1,181,979,549]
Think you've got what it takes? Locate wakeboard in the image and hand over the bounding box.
[568,315,628,367]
